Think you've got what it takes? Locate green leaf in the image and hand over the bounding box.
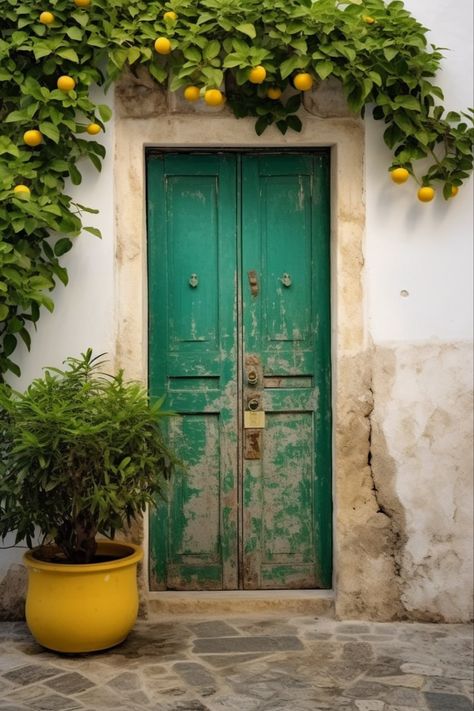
[394,96,421,112]
[393,110,415,133]
[54,238,73,257]
[383,47,398,62]
[183,46,202,62]
[42,204,63,216]
[56,48,80,63]
[287,115,302,133]
[255,116,270,136]
[19,327,31,350]
[280,55,304,79]
[148,62,167,83]
[71,10,90,26]
[127,47,141,65]
[66,26,83,41]
[39,122,60,143]
[0,304,9,322]
[69,164,82,185]
[33,45,52,60]
[285,94,301,113]
[4,359,20,377]
[201,67,224,87]
[84,226,102,238]
[315,61,334,81]
[446,111,461,123]
[98,104,112,122]
[3,334,17,357]
[236,23,256,39]
[204,40,220,60]
[384,122,404,149]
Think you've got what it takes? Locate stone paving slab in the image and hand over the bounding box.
[0,617,472,710]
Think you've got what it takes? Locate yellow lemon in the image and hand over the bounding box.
[390,167,409,184]
[23,130,43,147]
[13,184,31,196]
[363,15,375,24]
[450,185,459,197]
[39,11,54,24]
[417,186,435,202]
[184,86,201,102]
[293,73,313,91]
[249,65,267,84]
[204,89,224,106]
[74,0,91,6]
[57,75,76,92]
[163,11,177,20]
[266,87,282,100]
[86,123,101,135]
[154,37,172,54]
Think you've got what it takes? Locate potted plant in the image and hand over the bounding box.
[0,349,175,653]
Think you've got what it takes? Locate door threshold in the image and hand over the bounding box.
[147,590,335,616]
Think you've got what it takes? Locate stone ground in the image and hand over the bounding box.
[0,616,472,711]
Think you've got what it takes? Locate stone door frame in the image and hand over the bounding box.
[113,79,400,618]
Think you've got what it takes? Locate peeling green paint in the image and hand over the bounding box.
[148,152,331,591]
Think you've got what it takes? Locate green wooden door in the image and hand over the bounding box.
[148,152,331,591]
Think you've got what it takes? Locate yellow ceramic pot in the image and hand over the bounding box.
[23,541,143,653]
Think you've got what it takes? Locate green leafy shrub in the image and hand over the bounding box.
[0,349,175,563]
[0,0,472,380]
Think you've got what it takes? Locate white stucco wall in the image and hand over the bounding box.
[1,1,472,620]
[366,0,473,620]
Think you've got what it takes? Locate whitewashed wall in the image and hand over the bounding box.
[366,0,473,620]
[2,0,473,620]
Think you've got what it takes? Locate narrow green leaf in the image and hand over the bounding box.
[84,226,102,238]
[69,164,82,185]
[3,334,17,357]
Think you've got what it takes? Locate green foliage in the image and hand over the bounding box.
[0,0,472,380]
[0,349,176,563]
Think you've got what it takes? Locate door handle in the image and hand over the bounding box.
[248,270,258,297]
[247,369,258,386]
[247,397,260,411]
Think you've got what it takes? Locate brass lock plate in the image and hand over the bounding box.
[244,411,266,429]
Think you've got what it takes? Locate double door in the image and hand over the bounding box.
[147,152,331,590]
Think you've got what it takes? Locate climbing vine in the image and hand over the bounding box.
[0,0,473,380]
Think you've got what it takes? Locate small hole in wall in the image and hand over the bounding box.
[400,289,409,297]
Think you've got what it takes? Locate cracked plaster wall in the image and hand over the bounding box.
[371,343,473,622]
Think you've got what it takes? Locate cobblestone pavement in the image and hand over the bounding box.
[0,616,472,711]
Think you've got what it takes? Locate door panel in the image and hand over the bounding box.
[148,154,238,590]
[148,152,331,591]
[242,154,331,589]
